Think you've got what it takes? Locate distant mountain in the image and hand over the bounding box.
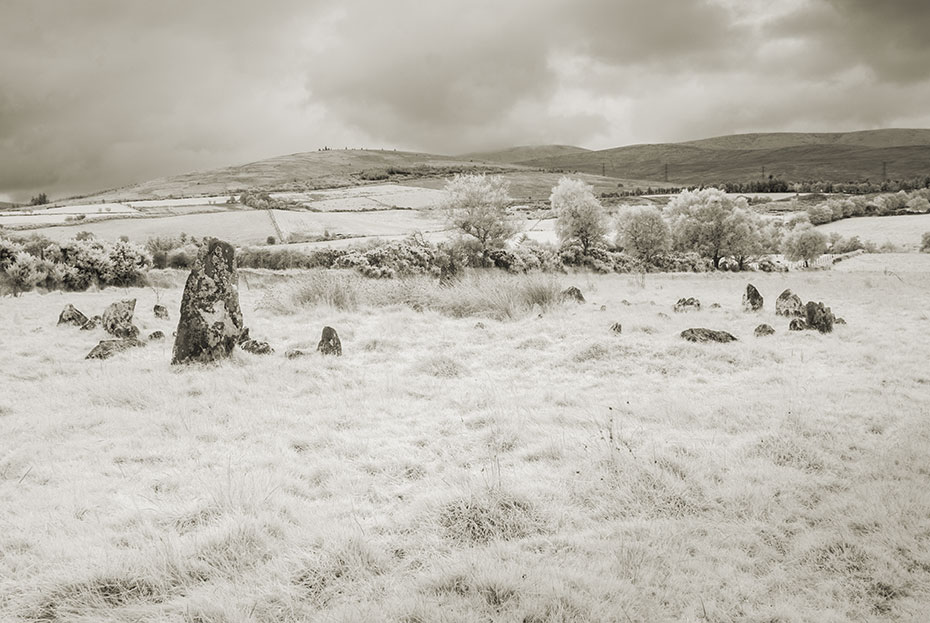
[520,129,930,184]
[458,145,590,164]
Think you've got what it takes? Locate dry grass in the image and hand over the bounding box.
[1,262,930,621]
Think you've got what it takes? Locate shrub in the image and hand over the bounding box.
[266,236,276,245]
[551,177,608,254]
[783,227,828,267]
[108,240,151,286]
[442,174,515,266]
[6,252,45,294]
[616,205,670,263]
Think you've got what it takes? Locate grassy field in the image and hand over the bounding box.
[816,214,930,251]
[2,256,929,622]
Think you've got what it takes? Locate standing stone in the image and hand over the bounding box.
[610,322,622,334]
[560,286,585,303]
[680,328,737,343]
[172,239,244,365]
[317,326,342,356]
[102,299,139,338]
[742,284,763,312]
[674,297,701,312]
[153,304,169,320]
[804,301,834,334]
[754,324,775,337]
[789,318,807,331]
[775,289,804,317]
[58,304,89,327]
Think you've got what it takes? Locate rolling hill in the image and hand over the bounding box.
[458,144,590,164]
[520,129,930,184]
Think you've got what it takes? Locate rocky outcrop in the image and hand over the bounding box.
[171,239,244,365]
[680,328,737,343]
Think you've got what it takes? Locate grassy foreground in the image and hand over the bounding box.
[2,259,930,622]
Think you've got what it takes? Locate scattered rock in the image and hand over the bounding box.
[241,339,273,355]
[599,304,607,311]
[621,299,631,306]
[680,328,737,343]
[474,322,486,329]
[171,239,244,365]
[85,338,144,360]
[153,304,169,320]
[80,316,101,331]
[560,286,585,304]
[754,323,775,337]
[804,301,834,334]
[285,349,309,359]
[758,259,788,273]
[57,304,89,328]
[317,326,342,356]
[775,289,804,317]
[742,284,764,312]
[102,299,139,338]
[789,319,807,331]
[710,303,721,309]
[657,312,670,320]
[835,317,847,325]
[674,297,701,312]
[610,322,622,334]
[148,331,165,341]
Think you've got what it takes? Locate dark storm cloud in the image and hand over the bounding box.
[1,0,929,201]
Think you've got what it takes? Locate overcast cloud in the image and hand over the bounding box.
[2,0,929,201]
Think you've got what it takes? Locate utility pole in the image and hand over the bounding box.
[664,163,668,183]
[602,162,606,177]
[882,161,887,181]
[761,165,765,179]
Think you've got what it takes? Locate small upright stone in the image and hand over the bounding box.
[240,339,273,355]
[58,304,89,327]
[674,297,701,312]
[102,299,139,338]
[317,326,342,356]
[560,286,585,304]
[172,239,244,365]
[609,322,622,334]
[153,304,169,320]
[804,301,834,334]
[680,328,737,343]
[754,323,775,337]
[148,330,165,341]
[835,317,847,325]
[789,318,807,331]
[742,284,763,312]
[775,289,804,317]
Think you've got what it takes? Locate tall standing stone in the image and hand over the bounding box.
[58,304,89,327]
[804,301,834,334]
[171,239,244,364]
[742,284,763,312]
[317,326,342,356]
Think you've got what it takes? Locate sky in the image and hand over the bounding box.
[2,0,930,202]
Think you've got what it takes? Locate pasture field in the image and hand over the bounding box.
[2,259,929,622]
[816,214,930,250]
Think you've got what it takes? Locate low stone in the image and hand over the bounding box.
[153,304,169,320]
[775,289,804,317]
[680,328,737,343]
[621,299,631,306]
[148,331,165,340]
[657,312,670,320]
[241,339,273,355]
[561,286,585,304]
[805,301,834,334]
[285,348,309,359]
[86,338,144,360]
[835,317,847,325]
[317,326,342,356]
[743,284,764,312]
[102,299,139,338]
[474,322,486,329]
[710,303,721,309]
[754,323,775,337]
[789,318,807,331]
[599,304,607,311]
[80,315,101,331]
[609,322,622,334]
[674,297,701,312]
[58,304,89,327]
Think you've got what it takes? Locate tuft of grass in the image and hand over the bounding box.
[292,537,388,607]
[572,342,610,362]
[754,435,826,473]
[419,355,466,378]
[437,491,545,544]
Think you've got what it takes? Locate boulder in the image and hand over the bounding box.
[680,328,737,343]
[710,303,721,309]
[102,299,139,338]
[674,297,701,312]
[58,304,89,328]
[804,301,834,334]
[560,286,585,304]
[599,305,607,311]
[754,323,775,337]
[317,326,342,356]
[474,322,486,329]
[789,318,807,331]
[775,289,804,317]
[621,299,631,306]
[285,349,309,359]
[86,338,144,360]
[241,339,273,355]
[835,317,847,325]
[742,284,764,312]
[153,304,169,320]
[758,259,788,273]
[148,330,165,341]
[80,315,101,331]
[610,322,622,334]
[171,239,244,365]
